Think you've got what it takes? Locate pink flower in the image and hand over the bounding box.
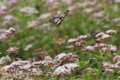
[64,63,78,71]
[113,17,120,24]
[2,15,17,26]
[53,66,71,76]
[24,44,33,51]
[68,38,79,43]
[82,8,94,14]
[77,35,88,40]
[106,30,117,35]
[93,11,104,19]
[101,34,111,40]
[114,56,120,62]
[115,0,120,3]
[20,6,39,17]
[93,43,106,49]
[103,69,114,74]
[83,46,94,52]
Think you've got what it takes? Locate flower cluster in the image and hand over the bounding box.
[0,28,16,42]
[1,51,79,79]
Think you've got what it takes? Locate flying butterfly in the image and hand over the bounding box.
[49,10,69,26]
[53,36,68,45]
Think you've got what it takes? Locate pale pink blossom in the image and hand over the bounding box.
[62,0,73,6]
[91,58,97,62]
[93,11,104,19]
[4,0,18,6]
[82,8,94,14]
[94,43,106,49]
[2,15,17,26]
[31,68,43,76]
[27,20,40,28]
[106,30,116,35]
[0,2,7,11]
[68,38,79,43]
[108,45,117,52]
[103,68,114,74]
[37,13,51,20]
[20,64,32,72]
[54,53,68,62]
[77,35,88,40]
[96,32,105,38]
[50,2,59,10]
[114,56,120,62]
[83,46,94,52]
[64,63,78,71]
[115,0,120,3]
[113,17,120,24]
[20,6,39,17]
[6,47,19,54]
[53,66,71,76]
[115,61,120,67]
[75,41,86,47]
[101,34,111,40]
[24,44,33,51]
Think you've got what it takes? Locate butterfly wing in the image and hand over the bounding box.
[49,17,62,26]
[53,36,68,45]
[61,36,68,43]
[61,10,69,21]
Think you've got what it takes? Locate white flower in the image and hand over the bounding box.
[82,8,94,14]
[83,46,94,52]
[93,11,104,19]
[37,13,51,20]
[68,38,78,43]
[2,15,17,26]
[20,64,32,70]
[96,32,105,38]
[103,68,114,74]
[24,44,33,51]
[109,45,117,52]
[53,66,71,76]
[27,20,40,28]
[94,43,106,49]
[113,17,120,24]
[63,63,78,71]
[31,68,43,76]
[54,53,68,61]
[20,6,38,17]
[101,34,111,40]
[115,0,120,3]
[77,35,87,40]
[106,30,116,35]
[62,0,73,5]
[75,41,86,46]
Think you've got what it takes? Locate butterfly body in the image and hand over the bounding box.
[49,10,69,26]
[53,36,68,45]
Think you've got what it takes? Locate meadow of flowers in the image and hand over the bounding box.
[0,0,120,80]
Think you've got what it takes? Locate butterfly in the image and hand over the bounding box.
[53,36,68,45]
[90,32,99,39]
[49,10,69,26]
[90,32,101,43]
